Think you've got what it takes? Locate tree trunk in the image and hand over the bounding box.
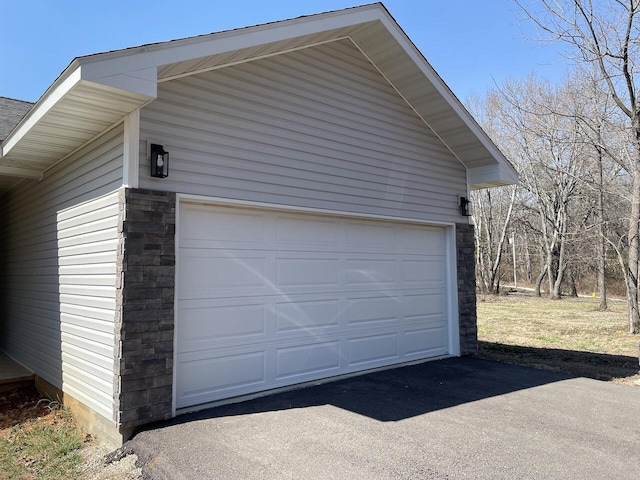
[568,271,578,297]
[535,265,547,297]
[524,231,532,283]
[596,145,608,311]
[627,127,640,333]
[597,232,608,310]
[547,241,563,300]
[551,209,568,300]
[546,247,556,298]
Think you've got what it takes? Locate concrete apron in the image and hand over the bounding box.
[0,350,34,392]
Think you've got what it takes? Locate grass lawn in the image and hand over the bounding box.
[0,387,140,480]
[0,390,84,480]
[477,293,640,385]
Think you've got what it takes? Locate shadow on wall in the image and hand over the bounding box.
[477,341,639,382]
[135,357,571,433]
[0,180,64,396]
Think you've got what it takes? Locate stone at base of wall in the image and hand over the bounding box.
[34,376,133,449]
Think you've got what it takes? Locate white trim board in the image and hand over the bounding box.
[177,194,459,227]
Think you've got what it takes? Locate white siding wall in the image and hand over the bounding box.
[0,125,124,421]
[140,39,467,223]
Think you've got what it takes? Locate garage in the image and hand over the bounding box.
[0,3,517,444]
[175,200,455,409]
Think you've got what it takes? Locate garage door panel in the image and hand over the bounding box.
[179,254,268,290]
[346,222,397,249]
[177,350,266,407]
[276,258,341,287]
[345,259,398,285]
[180,204,267,245]
[177,203,452,410]
[399,226,446,253]
[345,296,400,325]
[275,216,341,246]
[403,259,445,284]
[348,332,399,366]
[275,299,340,333]
[275,341,340,380]
[178,304,267,352]
[404,293,446,317]
[404,327,448,356]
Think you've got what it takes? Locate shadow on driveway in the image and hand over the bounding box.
[477,341,639,382]
[140,357,570,427]
[128,357,640,480]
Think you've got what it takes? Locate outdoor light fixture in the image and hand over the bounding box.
[149,143,169,178]
[459,196,471,217]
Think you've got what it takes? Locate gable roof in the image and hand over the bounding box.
[0,3,518,191]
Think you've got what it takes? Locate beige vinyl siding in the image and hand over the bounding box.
[0,125,123,421]
[140,39,467,223]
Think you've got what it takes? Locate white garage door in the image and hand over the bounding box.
[176,202,451,409]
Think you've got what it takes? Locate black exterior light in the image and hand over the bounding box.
[459,196,471,217]
[150,143,169,178]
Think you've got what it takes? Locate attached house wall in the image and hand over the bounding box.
[139,39,468,223]
[0,124,124,421]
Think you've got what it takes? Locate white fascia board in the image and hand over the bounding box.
[1,68,82,156]
[468,164,520,190]
[75,5,385,81]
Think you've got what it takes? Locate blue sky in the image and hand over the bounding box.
[0,1,567,104]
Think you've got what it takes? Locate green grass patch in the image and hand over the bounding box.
[477,293,640,384]
[0,409,84,480]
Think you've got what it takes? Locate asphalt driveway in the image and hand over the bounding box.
[127,357,640,479]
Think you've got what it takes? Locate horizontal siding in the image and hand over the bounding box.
[0,125,123,422]
[140,39,467,223]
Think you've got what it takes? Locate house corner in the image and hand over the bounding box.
[456,222,478,355]
[114,187,176,440]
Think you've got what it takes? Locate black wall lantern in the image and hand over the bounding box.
[459,196,471,217]
[150,143,169,178]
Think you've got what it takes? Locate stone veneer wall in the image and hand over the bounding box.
[114,188,176,435]
[456,222,477,355]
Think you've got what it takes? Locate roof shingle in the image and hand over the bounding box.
[0,96,34,142]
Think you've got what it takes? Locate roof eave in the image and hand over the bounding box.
[468,163,520,190]
[0,60,155,176]
[0,2,517,189]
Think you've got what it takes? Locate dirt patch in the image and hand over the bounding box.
[0,387,47,433]
[0,386,142,480]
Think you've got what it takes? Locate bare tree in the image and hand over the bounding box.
[561,66,621,309]
[495,77,585,299]
[467,94,518,294]
[517,0,640,332]
[472,186,517,293]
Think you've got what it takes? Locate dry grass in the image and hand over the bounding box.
[0,391,84,480]
[0,387,141,480]
[477,293,640,385]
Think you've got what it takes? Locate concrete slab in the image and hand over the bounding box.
[0,350,33,385]
[128,358,640,479]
